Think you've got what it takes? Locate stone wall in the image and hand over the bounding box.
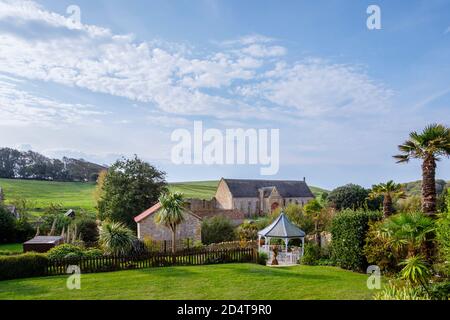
[137,211,202,242]
[215,179,233,209]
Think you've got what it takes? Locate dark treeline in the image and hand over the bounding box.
[0,148,107,182]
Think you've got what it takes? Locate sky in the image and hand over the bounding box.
[0,0,449,189]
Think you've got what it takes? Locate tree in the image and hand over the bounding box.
[304,199,324,246]
[99,221,136,255]
[0,205,16,243]
[394,124,450,216]
[368,180,405,218]
[201,216,236,245]
[154,192,185,255]
[97,156,167,230]
[327,184,370,210]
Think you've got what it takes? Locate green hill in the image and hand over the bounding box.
[0,178,328,217]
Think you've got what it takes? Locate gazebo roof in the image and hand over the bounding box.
[258,212,306,239]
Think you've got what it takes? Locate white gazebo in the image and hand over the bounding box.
[258,212,306,265]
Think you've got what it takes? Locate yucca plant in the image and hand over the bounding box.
[99,221,136,256]
[369,180,405,218]
[399,255,431,286]
[394,124,450,216]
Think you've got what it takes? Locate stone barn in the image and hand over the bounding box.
[134,203,202,242]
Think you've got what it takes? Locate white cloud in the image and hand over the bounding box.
[0,78,104,126]
[0,0,392,124]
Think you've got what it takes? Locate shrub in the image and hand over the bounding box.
[429,281,450,300]
[331,209,382,272]
[237,220,259,241]
[47,244,84,260]
[436,211,450,275]
[75,218,99,243]
[301,243,321,265]
[0,206,16,243]
[374,281,430,300]
[14,219,35,243]
[0,253,48,280]
[364,221,399,272]
[201,216,236,245]
[83,248,103,258]
[257,251,268,265]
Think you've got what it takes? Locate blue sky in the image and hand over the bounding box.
[0,0,449,189]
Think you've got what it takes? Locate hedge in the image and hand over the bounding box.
[330,209,382,272]
[0,253,49,280]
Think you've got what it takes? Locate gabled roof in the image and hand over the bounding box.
[258,212,306,239]
[134,202,202,223]
[134,202,161,222]
[223,179,314,198]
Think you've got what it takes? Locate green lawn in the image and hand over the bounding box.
[0,264,377,300]
[169,181,219,199]
[0,243,23,254]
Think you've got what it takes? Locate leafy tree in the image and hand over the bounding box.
[368,180,405,218]
[99,221,136,256]
[327,184,370,211]
[237,220,260,241]
[154,192,185,255]
[271,204,314,234]
[394,124,450,216]
[97,156,167,230]
[201,216,236,245]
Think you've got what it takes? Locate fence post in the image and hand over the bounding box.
[164,240,167,253]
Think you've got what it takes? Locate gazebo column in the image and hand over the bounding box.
[301,238,305,257]
[258,235,261,251]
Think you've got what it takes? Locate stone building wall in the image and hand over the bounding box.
[137,211,202,242]
[215,179,233,209]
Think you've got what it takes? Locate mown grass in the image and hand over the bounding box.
[0,264,377,300]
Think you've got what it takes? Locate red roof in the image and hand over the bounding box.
[134,202,161,222]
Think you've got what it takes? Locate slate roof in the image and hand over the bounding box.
[24,236,63,244]
[223,179,314,198]
[258,212,306,239]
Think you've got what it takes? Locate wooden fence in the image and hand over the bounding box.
[46,247,257,276]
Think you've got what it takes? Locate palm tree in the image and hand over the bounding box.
[380,212,435,258]
[394,124,450,216]
[154,192,185,256]
[368,180,405,218]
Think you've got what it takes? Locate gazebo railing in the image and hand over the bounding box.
[259,245,302,265]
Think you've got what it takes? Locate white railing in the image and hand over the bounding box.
[260,245,302,265]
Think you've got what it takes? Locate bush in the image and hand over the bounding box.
[364,221,398,272]
[0,206,16,243]
[99,221,136,255]
[374,281,430,300]
[429,281,450,300]
[0,253,48,280]
[75,217,99,243]
[237,220,259,241]
[436,211,450,275]
[47,244,84,260]
[257,251,268,265]
[301,243,321,265]
[331,209,382,272]
[14,219,35,243]
[83,248,103,258]
[328,184,370,211]
[201,216,236,245]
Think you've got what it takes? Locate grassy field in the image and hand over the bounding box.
[0,243,23,253]
[0,178,97,216]
[0,264,376,300]
[0,178,328,217]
